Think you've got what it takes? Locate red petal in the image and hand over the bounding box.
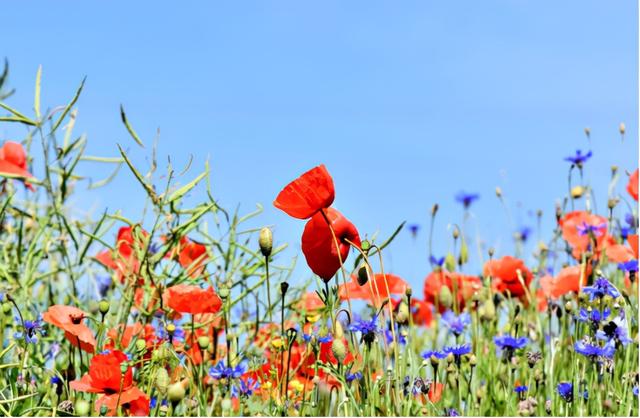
[274,165,335,219]
[301,208,360,281]
[627,169,638,201]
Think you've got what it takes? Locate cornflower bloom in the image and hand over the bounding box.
[582,277,620,301]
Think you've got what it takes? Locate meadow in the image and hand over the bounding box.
[0,63,638,417]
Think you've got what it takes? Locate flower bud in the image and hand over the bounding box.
[334,320,344,340]
[619,122,626,135]
[155,368,170,394]
[98,300,110,315]
[571,186,584,199]
[331,338,346,363]
[120,363,129,374]
[100,404,109,416]
[357,265,369,286]
[452,227,460,240]
[495,187,502,198]
[280,281,289,295]
[168,382,186,403]
[221,398,232,412]
[469,354,477,367]
[361,240,371,252]
[135,339,146,352]
[564,302,573,314]
[444,253,456,272]
[431,204,439,216]
[259,227,273,257]
[198,336,210,350]
[218,285,230,299]
[438,286,453,310]
[446,353,455,364]
[584,127,590,137]
[75,399,90,416]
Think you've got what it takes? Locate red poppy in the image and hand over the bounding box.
[602,235,635,263]
[391,297,434,326]
[95,226,148,282]
[628,234,639,259]
[42,305,96,353]
[274,164,335,219]
[301,207,360,282]
[105,323,159,354]
[539,264,590,300]
[0,141,34,190]
[627,169,638,201]
[296,292,326,314]
[339,273,408,306]
[558,211,608,259]
[484,256,532,299]
[428,381,444,403]
[423,270,482,312]
[70,350,149,416]
[163,284,222,315]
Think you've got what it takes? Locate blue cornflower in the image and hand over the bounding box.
[618,260,638,273]
[582,277,620,301]
[15,316,45,344]
[346,371,363,383]
[494,335,528,350]
[95,276,112,298]
[349,315,381,345]
[422,350,447,360]
[625,212,636,227]
[0,292,5,302]
[574,339,615,359]
[429,255,445,267]
[557,382,573,402]
[597,316,633,346]
[633,386,639,396]
[385,329,406,345]
[455,191,480,209]
[564,149,592,166]
[442,344,471,363]
[209,360,248,380]
[515,226,532,242]
[50,376,62,385]
[441,310,471,337]
[302,332,332,344]
[149,397,168,409]
[577,307,611,325]
[231,377,260,398]
[514,385,528,393]
[444,408,460,416]
[576,222,606,237]
[408,224,420,236]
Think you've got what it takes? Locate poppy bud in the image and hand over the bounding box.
[444,253,456,272]
[331,338,346,363]
[198,336,210,350]
[361,240,371,252]
[75,399,90,416]
[619,122,626,135]
[135,339,146,352]
[571,186,584,199]
[99,404,109,416]
[584,127,590,137]
[334,320,344,339]
[395,302,409,325]
[458,241,469,265]
[495,187,502,198]
[155,368,170,394]
[469,355,477,367]
[357,265,369,286]
[611,165,618,175]
[545,399,552,414]
[2,302,11,315]
[218,285,230,300]
[259,227,273,257]
[438,286,453,309]
[120,363,129,374]
[280,281,289,295]
[446,353,454,364]
[488,247,495,258]
[168,382,186,403]
[564,302,573,314]
[481,299,496,321]
[607,198,618,209]
[431,204,439,216]
[98,300,110,315]
[452,227,460,240]
[430,355,440,368]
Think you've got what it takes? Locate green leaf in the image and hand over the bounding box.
[51,76,85,133]
[165,167,209,204]
[120,104,144,148]
[117,144,158,204]
[0,103,35,125]
[34,65,42,120]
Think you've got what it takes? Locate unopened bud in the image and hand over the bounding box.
[221,398,232,411]
[75,399,90,416]
[584,127,590,137]
[361,240,371,252]
[218,285,230,299]
[155,368,170,394]
[452,227,460,240]
[198,336,210,350]
[438,286,453,309]
[431,204,439,216]
[98,300,110,315]
[259,227,273,257]
[571,186,584,199]
[357,265,369,286]
[619,122,626,135]
[135,339,146,352]
[168,382,186,403]
[331,338,346,362]
[280,281,289,295]
[495,187,502,198]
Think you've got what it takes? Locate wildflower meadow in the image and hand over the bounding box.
[0,59,639,417]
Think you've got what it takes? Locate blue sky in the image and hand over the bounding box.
[1,1,637,292]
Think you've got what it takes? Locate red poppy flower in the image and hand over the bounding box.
[428,381,444,403]
[628,234,639,259]
[274,164,335,219]
[301,208,360,282]
[177,237,208,277]
[558,211,608,259]
[339,273,408,306]
[95,226,148,282]
[602,235,635,263]
[0,141,34,190]
[163,284,222,315]
[105,323,159,354]
[484,256,532,299]
[70,350,149,416]
[423,270,482,312]
[539,264,590,300]
[627,169,638,201]
[296,292,326,314]
[42,305,96,353]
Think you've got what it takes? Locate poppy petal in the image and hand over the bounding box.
[274,165,335,219]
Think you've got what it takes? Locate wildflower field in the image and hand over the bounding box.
[0,63,638,418]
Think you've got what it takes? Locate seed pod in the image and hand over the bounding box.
[259,227,273,257]
[571,186,584,199]
[198,336,210,350]
[98,300,110,315]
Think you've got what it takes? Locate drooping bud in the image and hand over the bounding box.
[357,265,369,286]
[280,281,289,296]
[438,286,453,310]
[331,338,346,363]
[168,382,186,403]
[444,253,456,272]
[259,227,273,257]
[155,368,170,395]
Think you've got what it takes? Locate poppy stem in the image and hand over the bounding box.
[265,256,273,324]
[76,337,84,372]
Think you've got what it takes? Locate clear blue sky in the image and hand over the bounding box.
[1,1,637,292]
